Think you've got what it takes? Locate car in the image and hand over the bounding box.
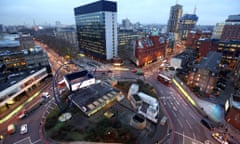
[160,116,168,126]
[42,92,50,99]
[212,132,229,144]
[20,124,28,134]
[200,118,214,130]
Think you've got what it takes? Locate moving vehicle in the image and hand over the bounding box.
[160,116,168,126]
[212,132,228,144]
[157,73,172,85]
[42,92,50,99]
[20,124,28,134]
[7,124,16,134]
[16,96,48,120]
[200,118,214,130]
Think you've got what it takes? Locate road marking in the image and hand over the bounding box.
[32,139,41,144]
[172,111,177,118]
[175,131,204,144]
[14,136,31,144]
[186,119,192,130]
[179,110,184,117]
[177,119,183,128]
[173,106,177,111]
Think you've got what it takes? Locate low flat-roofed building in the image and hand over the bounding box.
[64,70,95,92]
[69,82,121,116]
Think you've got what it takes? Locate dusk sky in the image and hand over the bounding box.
[0,0,239,26]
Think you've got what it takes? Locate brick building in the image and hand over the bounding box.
[132,36,166,67]
[187,51,222,94]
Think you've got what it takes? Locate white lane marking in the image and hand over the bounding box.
[186,119,192,130]
[173,106,177,111]
[13,136,31,144]
[172,111,177,118]
[32,139,41,144]
[175,131,204,144]
[177,119,183,128]
[179,110,184,117]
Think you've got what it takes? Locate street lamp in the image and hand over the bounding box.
[52,61,79,122]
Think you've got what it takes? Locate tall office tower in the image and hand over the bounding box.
[211,22,225,39]
[167,4,183,33]
[74,0,118,60]
[179,14,198,40]
[221,14,240,41]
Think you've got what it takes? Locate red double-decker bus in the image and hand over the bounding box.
[157,73,172,85]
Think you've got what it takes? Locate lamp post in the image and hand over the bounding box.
[52,60,95,122]
[52,61,75,122]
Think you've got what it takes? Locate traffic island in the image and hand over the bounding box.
[43,79,169,144]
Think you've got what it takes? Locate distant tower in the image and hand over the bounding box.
[167,3,183,33]
[179,14,198,40]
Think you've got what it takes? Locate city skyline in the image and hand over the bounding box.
[0,0,239,26]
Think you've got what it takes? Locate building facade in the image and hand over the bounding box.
[179,14,198,40]
[211,22,225,39]
[167,4,183,33]
[197,38,218,58]
[74,0,118,60]
[221,14,240,41]
[132,36,166,67]
[217,40,240,68]
[187,51,222,94]
[55,26,78,49]
[0,46,50,74]
[233,57,240,89]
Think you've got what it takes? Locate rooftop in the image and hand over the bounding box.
[195,51,222,73]
[0,40,20,48]
[70,82,121,116]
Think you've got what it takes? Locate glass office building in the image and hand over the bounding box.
[74,0,118,60]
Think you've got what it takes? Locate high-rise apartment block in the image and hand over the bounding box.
[74,0,118,60]
[167,4,183,33]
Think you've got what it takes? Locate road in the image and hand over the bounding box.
[143,62,215,144]
[1,40,217,144]
[1,78,53,144]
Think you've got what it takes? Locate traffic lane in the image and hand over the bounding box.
[0,78,52,143]
[3,103,46,144]
[163,86,210,141]
[169,86,214,140]
[149,78,208,143]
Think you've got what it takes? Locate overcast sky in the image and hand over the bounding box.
[0,0,239,26]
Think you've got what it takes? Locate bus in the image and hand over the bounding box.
[157,73,171,85]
